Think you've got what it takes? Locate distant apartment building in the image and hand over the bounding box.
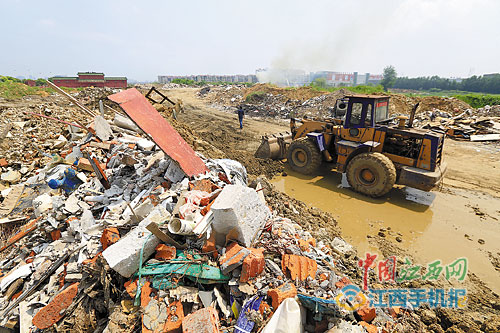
[258,69,383,87]
[51,72,127,88]
[158,74,258,84]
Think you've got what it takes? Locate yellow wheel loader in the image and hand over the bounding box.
[255,95,447,197]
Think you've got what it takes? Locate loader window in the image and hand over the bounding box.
[365,104,372,126]
[375,100,389,123]
[350,102,363,125]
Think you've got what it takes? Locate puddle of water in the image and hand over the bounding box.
[272,165,500,294]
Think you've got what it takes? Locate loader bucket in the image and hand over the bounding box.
[255,132,292,160]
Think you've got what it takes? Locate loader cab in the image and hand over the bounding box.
[343,95,390,129]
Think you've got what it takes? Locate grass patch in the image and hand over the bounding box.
[0,77,79,99]
[309,83,385,94]
[0,80,50,99]
[454,93,500,108]
[245,91,267,102]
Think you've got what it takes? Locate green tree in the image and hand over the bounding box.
[310,77,327,89]
[381,65,397,91]
[35,78,47,86]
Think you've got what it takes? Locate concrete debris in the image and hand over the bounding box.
[211,184,271,247]
[405,107,500,141]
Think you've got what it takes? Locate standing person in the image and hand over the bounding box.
[237,105,244,129]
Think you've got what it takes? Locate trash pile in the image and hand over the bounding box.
[0,88,412,332]
[412,108,500,141]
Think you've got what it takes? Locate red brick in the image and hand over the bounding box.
[50,229,61,241]
[100,227,120,250]
[58,263,67,289]
[240,248,265,283]
[124,279,138,298]
[259,300,271,316]
[163,300,184,332]
[267,283,297,310]
[155,244,176,260]
[359,321,378,333]
[307,237,316,247]
[82,252,102,266]
[0,158,8,167]
[11,289,23,300]
[200,200,214,216]
[335,276,351,289]
[389,306,401,319]
[318,273,328,282]
[141,281,152,307]
[141,281,153,333]
[357,305,376,322]
[219,242,249,274]
[202,232,218,259]
[32,283,79,329]
[281,254,317,281]
[182,307,219,333]
[298,239,310,252]
[0,218,39,252]
[191,179,214,193]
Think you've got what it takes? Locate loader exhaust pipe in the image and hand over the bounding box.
[408,102,420,128]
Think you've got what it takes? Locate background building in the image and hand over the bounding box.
[158,74,257,84]
[51,72,127,88]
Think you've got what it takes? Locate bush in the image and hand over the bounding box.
[454,94,500,108]
[308,82,384,95]
[245,91,267,102]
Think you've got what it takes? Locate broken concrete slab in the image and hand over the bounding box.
[102,206,170,277]
[211,184,271,247]
[1,170,21,183]
[113,113,141,132]
[94,115,113,141]
[0,263,34,292]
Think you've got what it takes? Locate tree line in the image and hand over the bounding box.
[393,74,500,94]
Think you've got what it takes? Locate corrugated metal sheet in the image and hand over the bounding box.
[108,88,208,177]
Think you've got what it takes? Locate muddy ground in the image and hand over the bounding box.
[163,87,500,332]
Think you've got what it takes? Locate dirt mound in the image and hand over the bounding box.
[389,94,472,116]
[243,83,326,101]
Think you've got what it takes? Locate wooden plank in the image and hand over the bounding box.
[470,134,500,142]
[0,185,25,217]
[146,222,186,249]
[45,80,97,117]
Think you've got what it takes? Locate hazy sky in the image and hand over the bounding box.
[1,0,498,81]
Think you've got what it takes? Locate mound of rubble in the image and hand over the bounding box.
[0,87,436,333]
[199,84,479,124]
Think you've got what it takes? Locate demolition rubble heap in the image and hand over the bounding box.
[0,88,426,333]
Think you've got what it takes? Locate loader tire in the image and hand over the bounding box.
[287,137,322,175]
[346,152,396,197]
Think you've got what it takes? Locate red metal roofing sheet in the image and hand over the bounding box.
[108,88,208,177]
